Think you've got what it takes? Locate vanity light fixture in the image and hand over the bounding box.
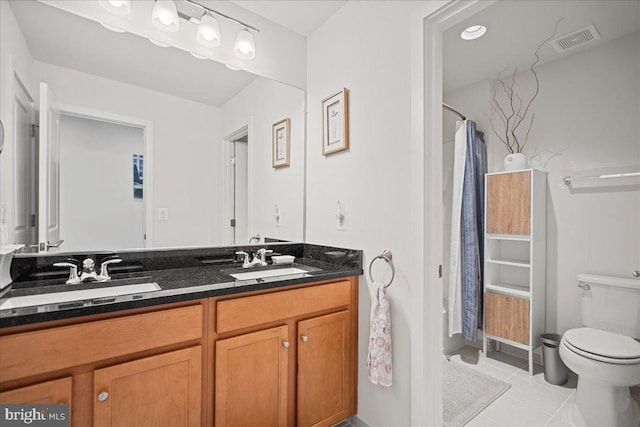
[100,0,259,60]
[234,28,256,59]
[98,0,131,15]
[196,13,221,47]
[155,0,259,59]
[461,25,487,40]
[152,0,180,32]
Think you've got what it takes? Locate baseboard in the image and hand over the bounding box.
[349,415,371,427]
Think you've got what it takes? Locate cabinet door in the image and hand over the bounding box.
[0,376,72,405]
[215,325,288,427]
[486,171,531,235]
[484,292,530,344]
[297,311,351,427]
[93,346,201,427]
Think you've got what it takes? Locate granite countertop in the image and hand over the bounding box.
[0,243,363,328]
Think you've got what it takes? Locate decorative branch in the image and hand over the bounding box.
[490,18,562,154]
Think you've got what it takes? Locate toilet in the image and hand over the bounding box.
[559,273,640,427]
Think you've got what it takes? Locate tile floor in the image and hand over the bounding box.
[335,344,639,427]
[447,345,640,427]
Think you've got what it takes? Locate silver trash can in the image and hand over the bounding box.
[541,333,568,385]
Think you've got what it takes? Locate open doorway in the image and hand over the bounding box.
[223,125,249,245]
[232,135,248,245]
[58,114,145,251]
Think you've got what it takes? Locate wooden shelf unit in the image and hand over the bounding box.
[483,169,546,374]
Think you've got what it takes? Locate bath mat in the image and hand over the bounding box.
[443,359,511,427]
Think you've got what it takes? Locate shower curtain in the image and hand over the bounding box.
[448,120,486,341]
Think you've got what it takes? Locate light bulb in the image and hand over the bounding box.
[99,0,131,15]
[152,0,179,32]
[234,29,255,59]
[197,13,221,47]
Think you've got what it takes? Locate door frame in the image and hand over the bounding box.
[414,0,496,425]
[221,123,251,245]
[55,103,154,248]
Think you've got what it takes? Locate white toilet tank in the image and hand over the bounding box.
[578,273,640,339]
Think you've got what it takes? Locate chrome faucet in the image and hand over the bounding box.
[248,234,261,244]
[54,256,122,284]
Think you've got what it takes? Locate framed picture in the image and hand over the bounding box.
[272,118,291,168]
[322,88,349,155]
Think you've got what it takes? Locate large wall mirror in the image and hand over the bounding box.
[1,0,306,254]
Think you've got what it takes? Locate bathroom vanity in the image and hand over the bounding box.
[0,243,362,427]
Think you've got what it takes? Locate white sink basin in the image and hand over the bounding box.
[229,267,309,281]
[0,282,161,310]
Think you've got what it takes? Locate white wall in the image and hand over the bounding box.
[306,1,434,425]
[443,31,640,336]
[0,1,36,247]
[34,61,224,249]
[59,115,144,251]
[221,78,305,243]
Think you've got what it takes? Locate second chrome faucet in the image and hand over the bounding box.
[235,248,274,268]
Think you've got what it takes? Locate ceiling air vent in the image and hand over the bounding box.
[550,25,601,53]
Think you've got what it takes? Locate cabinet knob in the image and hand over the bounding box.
[282,341,290,348]
[301,335,308,343]
[97,391,109,402]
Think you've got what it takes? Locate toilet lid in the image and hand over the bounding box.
[564,327,640,360]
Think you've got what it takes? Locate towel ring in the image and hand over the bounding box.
[369,250,394,289]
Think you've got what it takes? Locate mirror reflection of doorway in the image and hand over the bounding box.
[232,135,248,245]
[59,115,145,251]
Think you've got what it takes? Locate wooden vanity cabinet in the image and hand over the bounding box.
[93,346,202,427]
[0,276,358,427]
[215,326,289,426]
[214,278,358,427]
[297,310,351,427]
[0,302,206,427]
[0,377,72,406]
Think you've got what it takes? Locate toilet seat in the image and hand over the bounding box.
[563,327,640,365]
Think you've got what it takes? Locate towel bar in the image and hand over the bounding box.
[369,250,395,289]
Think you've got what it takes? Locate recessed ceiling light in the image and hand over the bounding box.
[461,25,487,41]
[99,22,126,33]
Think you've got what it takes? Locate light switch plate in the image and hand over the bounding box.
[158,208,169,221]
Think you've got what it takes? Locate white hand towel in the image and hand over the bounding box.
[367,281,393,387]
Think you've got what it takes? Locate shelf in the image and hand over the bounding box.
[485,282,531,299]
[486,234,531,241]
[483,333,532,351]
[486,258,530,268]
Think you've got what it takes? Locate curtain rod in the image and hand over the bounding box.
[442,103,466,121]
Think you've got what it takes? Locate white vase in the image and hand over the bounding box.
[504,153,529,171]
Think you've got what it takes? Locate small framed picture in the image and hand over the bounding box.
[322,88,349,155]
[272,118,291,168]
